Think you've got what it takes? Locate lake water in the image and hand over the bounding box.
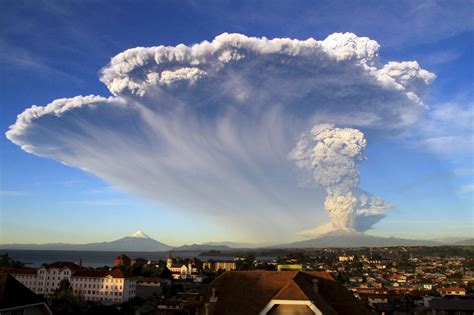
[0,250,243,268]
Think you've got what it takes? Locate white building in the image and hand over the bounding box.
[203,260,236,271]
[166,254,198,280]
[8,262,137,303]
[339,255,355,262]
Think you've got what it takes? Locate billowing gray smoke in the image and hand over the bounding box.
[290,124,391,236]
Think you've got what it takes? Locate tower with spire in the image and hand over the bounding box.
[166,252,173,269]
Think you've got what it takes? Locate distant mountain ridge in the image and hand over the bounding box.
[172,244,233,251]
[453,238,474,246]
[0,230,172,252]
[201,241,277,249]
[0,230,471,251]
[270,230,446,248]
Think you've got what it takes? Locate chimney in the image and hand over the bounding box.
[312,279,319,294]
[79,259,82,267]
[210,288,218,302]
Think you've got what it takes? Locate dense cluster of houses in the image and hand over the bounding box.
[2,248,473,314]
[297,251,473,314]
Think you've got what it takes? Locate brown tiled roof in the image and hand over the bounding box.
[272,278,312,300]
[47,261,80,270]
[2,267,37,275]
[438,287,466,292]
[306,272,374,315]
[109,268,132,278]
[201,271,373,315]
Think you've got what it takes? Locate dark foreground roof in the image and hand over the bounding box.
[202,270,373,315]
[430,298,474,311]
[0,273,44,309]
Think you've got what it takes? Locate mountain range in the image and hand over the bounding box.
[0,230,172,252]
[0,230,472,252]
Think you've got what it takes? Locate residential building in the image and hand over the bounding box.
[339,255,355,262]
[203,260,236,271]
[6,262,137,303]
[437,287,466,297]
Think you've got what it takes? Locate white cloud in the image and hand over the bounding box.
[5,33,434,238]
[458,184,474,194]
[406,102,474,160]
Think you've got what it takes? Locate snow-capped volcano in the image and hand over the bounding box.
[131,230,151,239]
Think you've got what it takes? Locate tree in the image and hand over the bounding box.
[0,253,24,268]
[57,279,72,292]
[129,263,143,276]
[160,266,172,279]
[51,279,83,314]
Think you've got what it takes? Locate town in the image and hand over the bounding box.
[1,246,473,314]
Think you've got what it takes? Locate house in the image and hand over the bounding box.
[203,260,237,271]
[423,283,433,290]
[136,277,164,300]
[201,270,373,315]
[0,273,53,315]
[114,254,131,267]
[339,255,354,262]
[437,287,466,297]
[364,294,388,307]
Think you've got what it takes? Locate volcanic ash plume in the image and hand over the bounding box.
[290,124,391,236]
[5,33,432,238]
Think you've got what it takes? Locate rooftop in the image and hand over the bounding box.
[202,271,373,315]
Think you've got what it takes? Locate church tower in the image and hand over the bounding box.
[166,252,173,269]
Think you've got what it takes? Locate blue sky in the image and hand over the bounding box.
[1,0,473,245]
